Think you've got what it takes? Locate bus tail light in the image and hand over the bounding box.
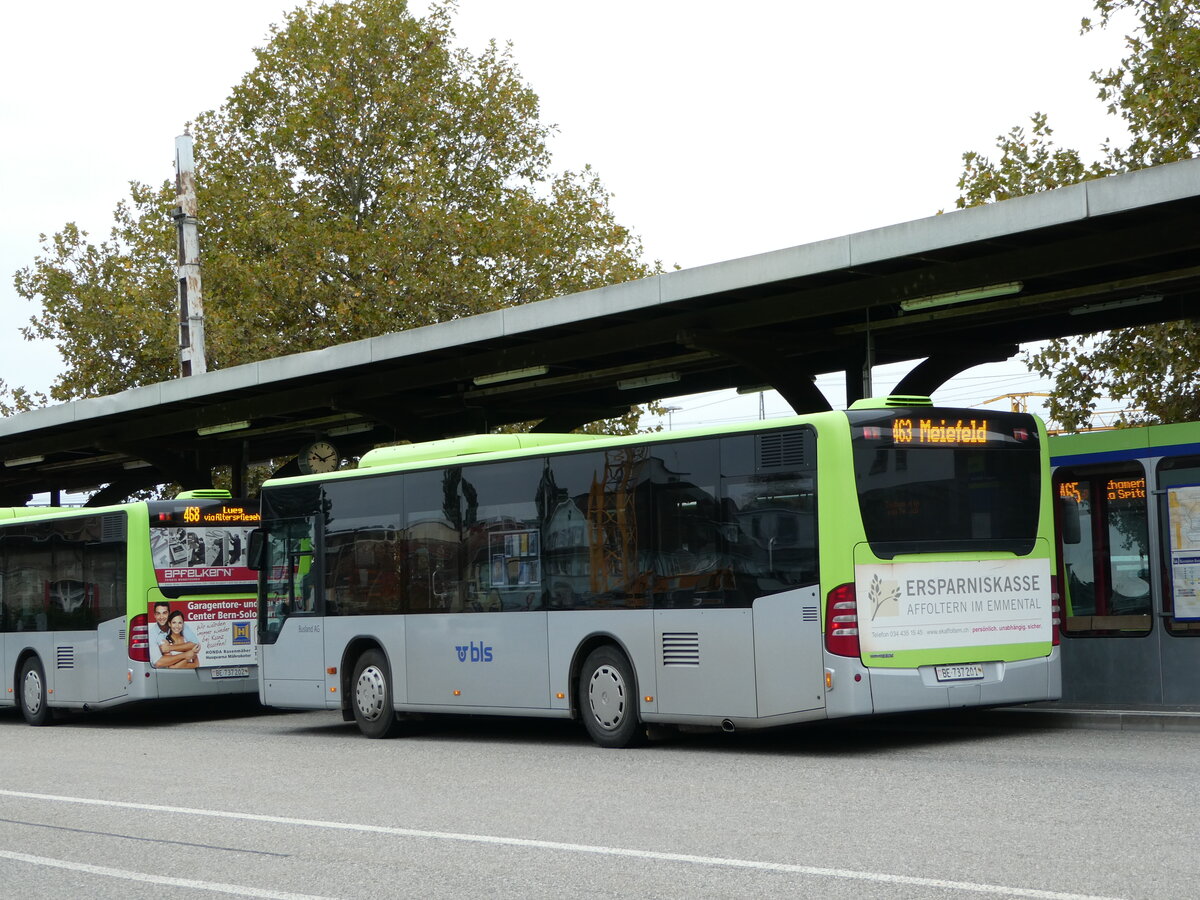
[825,582,860,658]
[129,613,150,662]
[1050,575,1062,647]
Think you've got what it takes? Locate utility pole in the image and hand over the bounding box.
[174,133,206,376]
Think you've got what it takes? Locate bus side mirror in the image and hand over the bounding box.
[1059,498,1081,545]
[247,529,266,571]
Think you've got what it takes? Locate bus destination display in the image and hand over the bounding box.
[149,503,261,588]
[858,416,1034,447]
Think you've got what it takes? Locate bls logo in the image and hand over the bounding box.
[455,641,494,663]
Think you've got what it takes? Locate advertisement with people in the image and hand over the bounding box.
[145,599,257,669]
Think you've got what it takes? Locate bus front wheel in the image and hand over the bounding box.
[351,649,402,739]
[579,646,645,748]
[19,656,52,726]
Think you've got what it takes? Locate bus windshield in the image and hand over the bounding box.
[147,499,261,595]
[849,409,1042,558]
[259,517,318,641]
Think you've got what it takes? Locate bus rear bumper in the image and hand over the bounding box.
[869,647,1062,714]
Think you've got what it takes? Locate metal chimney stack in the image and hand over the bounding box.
[174,133,206,376]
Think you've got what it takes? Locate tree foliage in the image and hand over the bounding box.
[956,0,1200,429]
[0,379,42,418]
[955,113,1096,209]
[12,0,654,433]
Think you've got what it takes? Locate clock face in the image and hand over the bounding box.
[298,440,339,475]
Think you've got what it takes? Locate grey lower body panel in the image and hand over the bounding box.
[869,648,1061,714]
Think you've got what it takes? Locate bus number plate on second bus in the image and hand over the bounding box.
[211,667,250,679]
[934,664,985,682]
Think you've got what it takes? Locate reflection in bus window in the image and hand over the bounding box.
[322,477,401,616]
[0,515,126,633]
[261,518,317,636]
[724,476,817,600]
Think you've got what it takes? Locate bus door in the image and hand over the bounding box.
[258,517,327,708]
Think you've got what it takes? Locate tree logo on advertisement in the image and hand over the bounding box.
[869,574,901,620]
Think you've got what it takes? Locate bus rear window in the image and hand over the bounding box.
[148,500,261,593]
[849,410,1042,558]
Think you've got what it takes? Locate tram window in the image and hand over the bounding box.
[1156,455,1200,636]
[1055,465,1151,636]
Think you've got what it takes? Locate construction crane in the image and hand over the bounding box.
[983,392,1051,413]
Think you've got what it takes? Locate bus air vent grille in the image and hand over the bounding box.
[802,605,819,622]
[101,514,125,543]
[883,394,934,407]
[757,431,807,470]
[56,646,76,669]
[662,632,700,666]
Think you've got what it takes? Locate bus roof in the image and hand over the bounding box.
[268,409,849,485]
[263,396,1040,487]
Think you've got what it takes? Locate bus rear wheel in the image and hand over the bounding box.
[352,649,402,739]
[19,656,52,726]
[579,646,645,748]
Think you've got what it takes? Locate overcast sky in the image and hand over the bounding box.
[0,1,1133,426]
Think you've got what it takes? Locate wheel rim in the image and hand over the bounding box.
[22,668,43,716]
[355,665,387,722]
[587,663,627,731]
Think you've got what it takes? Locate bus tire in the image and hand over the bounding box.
[19,656,52,726]
[579,645,645,748]
[351,649,402,739]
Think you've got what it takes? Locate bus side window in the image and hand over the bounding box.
[722,475,817,601]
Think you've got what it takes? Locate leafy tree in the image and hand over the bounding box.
[0,379,42,417]
[955,0,1200,429]
[13,0,654,431]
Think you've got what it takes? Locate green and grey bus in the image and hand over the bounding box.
[1,491,261,724]
[254,397,1060,747]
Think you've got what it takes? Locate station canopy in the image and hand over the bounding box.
[2,158,1198,504]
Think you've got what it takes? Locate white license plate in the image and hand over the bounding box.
[934,663,985,682]
[211,667,250,679]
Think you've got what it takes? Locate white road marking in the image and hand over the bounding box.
[0,848,338,899]
[0,788,1126,900]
